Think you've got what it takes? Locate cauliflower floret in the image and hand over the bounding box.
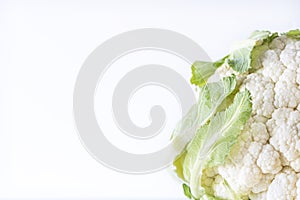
[261,49,286,83]
[248,142,263,158]
[216,63,246,85]
[274,69,300,108]
[257,144,282,174]
[216,64,236,78]
[249,122,269,144]
[243,73,275,118]
[212,175,231,199]
[239,156,263,188]
[267,168,297,200]
[218,162,249,194]
[218,141,263,195]
[251,173,274,194]
[228,134,251,165]
[281,39,299,71]
[217,117,274,196]
[267,108,300,167]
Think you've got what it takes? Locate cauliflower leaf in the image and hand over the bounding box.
[190,56,228,87]
[182,91,252,199]
[227,31,278,73]
[172,76,236,155]
[285,29,300,40]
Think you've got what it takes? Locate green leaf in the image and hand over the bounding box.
[285,29,300,40]
[227,31,278,73]
[171,76,236,172]
[182,90,252,199]
[190,56,228,87]
[173,150,187,181]
[183,184,193,199]
[197,76,237,129]
[250,32,278,72]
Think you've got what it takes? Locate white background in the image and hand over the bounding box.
[1,0,300,199]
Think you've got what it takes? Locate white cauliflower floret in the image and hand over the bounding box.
[248,142,263,158]
[218,140,264,195]
[267,108,300,167]
[274,69,300,108]
[257,144,282,174]
[267,168,298,200]
[217,118,273,196]
[249,122,269,144]
[239,156,263,188]
[216,63,246,85]
[251,173,274,194]
[218,162,249,194]
[281,39,300,71]
[212,175,231,199]
[261,49,286,83]
[216,64,236,78]
[243,73,275,118]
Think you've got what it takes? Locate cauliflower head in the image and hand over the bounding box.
[173,30,300,200]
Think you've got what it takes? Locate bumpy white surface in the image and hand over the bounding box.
[212,36,300,200]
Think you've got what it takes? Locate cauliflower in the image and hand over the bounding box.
[173,30,300,200]
[266,167,297,200]
[257,144,282,174]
